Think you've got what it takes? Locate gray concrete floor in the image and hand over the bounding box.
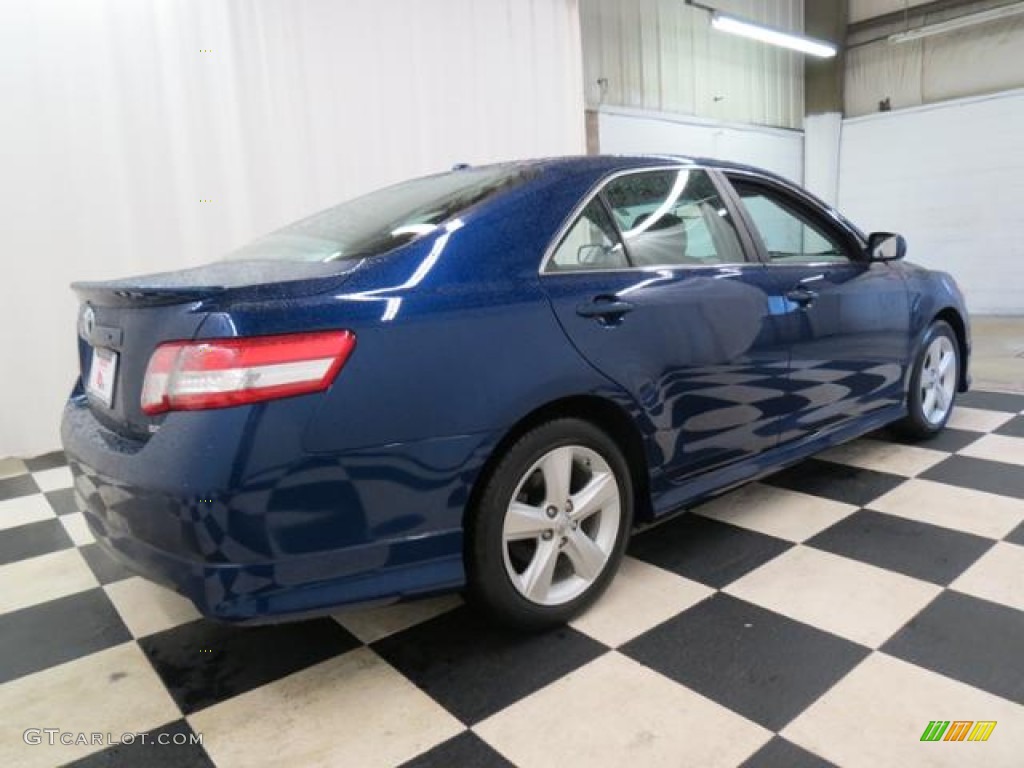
[970,315,1024,393]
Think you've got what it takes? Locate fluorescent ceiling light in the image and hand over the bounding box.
[711,12,837,58]
[889,1,1024,43]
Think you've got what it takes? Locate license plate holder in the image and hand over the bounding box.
[86,347,118,407]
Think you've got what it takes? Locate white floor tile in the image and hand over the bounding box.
[571,557,713,647]
[104,577,201,638]
[332,594,463,644]
[959,433,1024,468]
[696,483,857,542]
[189,648,463,768]
[869,478,1024,539]
[475,651,771,768]
[817,438,948,476]
[59,512,95,547]
[725,546,941,648]
[0,495,55,532]
[950,542,1024,612]
[30,467,74,493]
[0,643,181,768]
[784,653,1024,768]
[0,458,27,480]
[947,407,1014,433]
[0,549,97,615]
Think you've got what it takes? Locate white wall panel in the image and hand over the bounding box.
[803,112,842,206]
[599,108,804,183]
[0,0,585,459]
[581,0,804,129]
[838,89,1024,314]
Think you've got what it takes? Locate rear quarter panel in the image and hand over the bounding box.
[193,170,638,455]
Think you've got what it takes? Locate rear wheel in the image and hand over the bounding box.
[896,320,959,439]
[466,419,633,630]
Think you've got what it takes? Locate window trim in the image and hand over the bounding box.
[539,165,756,276]
[721,170,868,268]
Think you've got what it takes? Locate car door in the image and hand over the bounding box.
[723,171,911,442]
[540,165,790,486]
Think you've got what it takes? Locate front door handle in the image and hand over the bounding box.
[576,296,635,324]
[785,286,818,307]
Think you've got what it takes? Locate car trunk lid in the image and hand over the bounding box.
[72,259,362,440]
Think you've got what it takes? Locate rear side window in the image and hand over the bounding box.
[603,169,746,267]
[227,166,533,263]
[547,199,629,272]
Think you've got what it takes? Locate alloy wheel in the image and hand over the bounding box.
[501,445,621,606]
[920,335,957,426]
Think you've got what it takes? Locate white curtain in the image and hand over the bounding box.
[0,0,585,458]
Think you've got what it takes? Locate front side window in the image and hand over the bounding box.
[602,169,746,267]
[732,181,850,264]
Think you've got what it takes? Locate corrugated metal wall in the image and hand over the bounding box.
[580,0,805,129]
[846,15,1024,116]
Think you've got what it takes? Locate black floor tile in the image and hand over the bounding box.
[956,390,1024,413]
[921,455,1024,500]
[0,589,131,684]
[399,730,514,768]
[628,514,792,589]
[740,736,837,768]
[45,487,80,516]
[64,719,213,768]
[995,415,1024,439]
[373,605,607,725]
[79,542,134,585]
[139,617,360,715]
[1006,521,1024,547]
[0,474,39,502]
[0,517,73,565]
[621,593,869,731]
[882,591,1024,705]
[24,450,68,472]
[873,426,981,453]
[806,509,994,586]
[762,459,904,507]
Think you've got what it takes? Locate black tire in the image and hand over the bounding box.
[895,320,959,440]
[466,418,633,630]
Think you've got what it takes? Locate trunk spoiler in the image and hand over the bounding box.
[71,259,363,308]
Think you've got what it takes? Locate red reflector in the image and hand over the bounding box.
[141,330,355,415]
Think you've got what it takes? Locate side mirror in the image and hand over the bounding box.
[577,243,610,265]
[867,232,906,261]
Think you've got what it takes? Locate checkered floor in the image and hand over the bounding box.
[2,390,1023,768]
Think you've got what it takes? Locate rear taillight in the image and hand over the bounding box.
[141,330,355,415]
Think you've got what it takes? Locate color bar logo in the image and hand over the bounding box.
[920,720,997,742]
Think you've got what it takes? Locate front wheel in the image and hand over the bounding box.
[466,418,633,630]
[896,320,959,439]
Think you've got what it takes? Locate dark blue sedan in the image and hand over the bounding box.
[61,156,970,629]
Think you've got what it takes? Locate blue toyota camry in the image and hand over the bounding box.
[62,155,970,629]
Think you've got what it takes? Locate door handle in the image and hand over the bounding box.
[576,296,635,324]
[785,286,818,307]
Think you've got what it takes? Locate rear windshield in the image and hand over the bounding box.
[227,165,533,263]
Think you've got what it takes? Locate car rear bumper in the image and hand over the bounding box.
[61,392,494,621]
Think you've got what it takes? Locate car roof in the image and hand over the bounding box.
[493,154,799,192]
[516,153,768,175]
[498,154,864,242]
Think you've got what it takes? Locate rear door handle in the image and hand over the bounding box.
[785,286,818,307]
[576,296,635,324]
